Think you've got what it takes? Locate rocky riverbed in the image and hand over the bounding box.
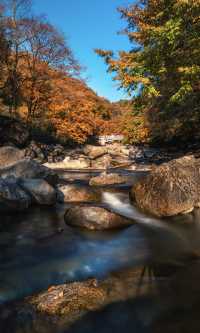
[1,142,200,333]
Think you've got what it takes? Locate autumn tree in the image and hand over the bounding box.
[0,0,81,120]
[96,0,200,144]
[0,0,32,113]
[0,0,121,144]
[21,17,81,121]
[0,6,10,88]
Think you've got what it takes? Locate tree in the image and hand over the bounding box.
[0,0,81,119]
[21,17,81,120]
[0,0,32,113]
[0,4,10,90]
[96,0,200,144]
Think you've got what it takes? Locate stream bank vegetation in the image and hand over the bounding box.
[0,0,128,145]
[96,0,200,146]
[0,0,199,147]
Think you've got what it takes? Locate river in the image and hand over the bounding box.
[1,169,200,332]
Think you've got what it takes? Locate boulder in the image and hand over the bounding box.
[57,184,101,203]
[0,146,25,167]
[89,172,127,186]
[19,179,57,205]
[0,159,58,185]
[0,178,31,211]
[0,115,29,147]
[64,205,133,230]
[131,156,200,217]
[91,154,112,169]
[83,145,107,159]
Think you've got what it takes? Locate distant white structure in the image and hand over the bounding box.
[98,135,124,146]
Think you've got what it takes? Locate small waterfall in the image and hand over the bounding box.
[102,192,191,252]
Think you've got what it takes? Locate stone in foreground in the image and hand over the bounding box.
[131,156,200,217]
[64,205,133,230]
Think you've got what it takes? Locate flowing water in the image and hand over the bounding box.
[1,169,200,332]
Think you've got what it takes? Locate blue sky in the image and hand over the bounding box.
[33,0,133,102]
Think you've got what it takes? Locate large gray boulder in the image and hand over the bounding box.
[83,145,107,159]
[64,205,133,230]
[0,159,58,185]
[0,178,31,211]
[57,184,101,203]
[131,156,200,217]
[19,179,57,205]
[0,146,25,167]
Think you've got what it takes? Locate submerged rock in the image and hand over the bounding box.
[0,146,26,167]
[64,205,133,230]
[89,172,127,186]
[0,159,58,185]
[57,184,101,203]
[83,145,107,159]
[19,179,57,205]
[131,156,200,217]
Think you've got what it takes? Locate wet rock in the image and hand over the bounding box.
[0,159,58,185]
[29,279,106,316]
[57,184,101,203]
[26,266,150,322]
[91,154,112,169]
[0,146,25,167]
[131,156,200,217]
[0,115,29,147]
[0,178,31,211]
[89,172,128,186]
[64,205,133,230]
[19,179,57,205]
[83,145,107,159]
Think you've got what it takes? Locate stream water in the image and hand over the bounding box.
[1,169,200,332]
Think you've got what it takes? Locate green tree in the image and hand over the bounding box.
[96,0,200,144]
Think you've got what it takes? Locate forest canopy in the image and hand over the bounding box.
[1,0,199,145]
[96,0,200,145]
[0,0,126,144]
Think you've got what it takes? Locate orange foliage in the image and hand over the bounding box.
[45,75,120,143]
